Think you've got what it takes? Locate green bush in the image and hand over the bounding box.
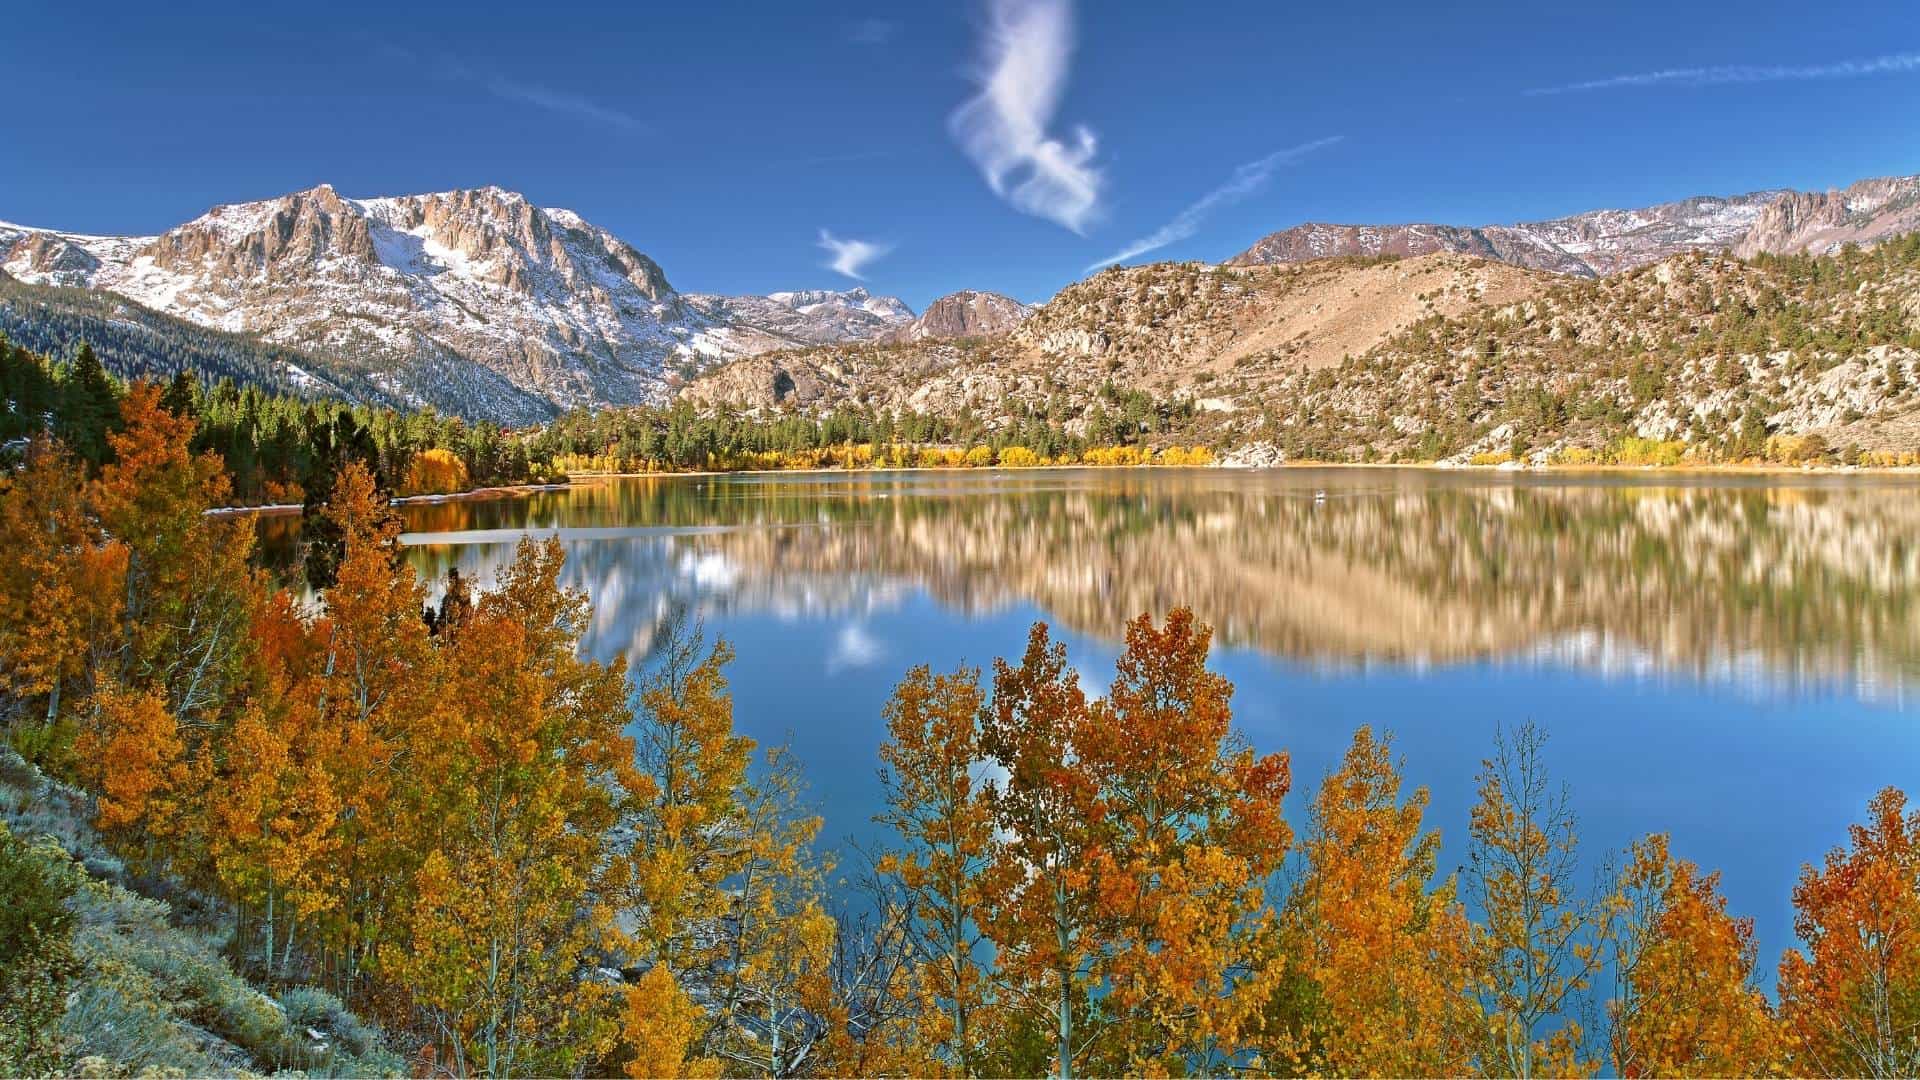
[0,823,81,1075]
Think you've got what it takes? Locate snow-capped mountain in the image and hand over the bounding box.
[1229,189,1791,276]
[685,287,914,348]
[0,184,913,423]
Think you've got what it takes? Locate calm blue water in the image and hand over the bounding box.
[389,467,1920,974]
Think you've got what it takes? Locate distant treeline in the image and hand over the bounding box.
[1,336,548,504]
[531,386,1203,473]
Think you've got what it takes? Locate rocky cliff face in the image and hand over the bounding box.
[884,290,1032,343]
[1732,175,1920,258]
[0,185,913,423]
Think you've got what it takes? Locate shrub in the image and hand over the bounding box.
[1608,437,1687,466]
[0,823,80,1075]
[1765,433,1830,464]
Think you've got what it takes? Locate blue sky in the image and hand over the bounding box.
[3,0,1917,308]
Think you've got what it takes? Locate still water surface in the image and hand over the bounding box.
[341,467,1918,971]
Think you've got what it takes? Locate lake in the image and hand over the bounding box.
[356,466,1918,975]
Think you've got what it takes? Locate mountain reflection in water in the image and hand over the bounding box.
[254,467,1920,974]
[300,468,1920,700]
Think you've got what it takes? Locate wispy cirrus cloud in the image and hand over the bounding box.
[818,229,892,279]
[844,18,901,46]
[949,0,1104,234]
[372,39,644,133]
[1088,136,1344,271]
[486,77,644,132]
[1527,50,1920,95]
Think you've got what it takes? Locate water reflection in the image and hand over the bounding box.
[301,468,1920,698]
[256,467,1920,972]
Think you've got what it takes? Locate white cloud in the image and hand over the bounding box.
[487,77,644,132]
[1527,50,1920,95]
[949,0,1105,234]
[1087,136,1344,271]
[818,229,892,279]
[827,623,886,674]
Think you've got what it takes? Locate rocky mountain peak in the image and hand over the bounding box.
[885,289,1032,343]
[0,185,930,422]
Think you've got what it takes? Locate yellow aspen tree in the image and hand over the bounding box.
[308,460,436,986]
[622,965,721,1078]
[610,624,755,1002]
[1466,721,1617,1079]
[387,538,631,1076]
[207,591,344,977]
[1076,608,1292,1075]
[1260,726,1480,1076]
[1607,833,1780,1077]
[875,663,1003,1073]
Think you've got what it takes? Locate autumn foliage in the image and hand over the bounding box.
[1,379,1915,1077]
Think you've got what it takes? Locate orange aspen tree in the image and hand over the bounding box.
[75,679,184,834]
[387,538,631,1077]
[0,437,125,737]
[307,461,435,987]
[1261,726,1478,1076]
[1076,609,1291,1074]
[1607,833,1779,1077]
[75,384,257,878]
[978,622,1101,1079]
[208,591,343,976]
[1777,786,1919,1077]
[875,663,1002,1073]
[1466,721,1617,1078]
[90,382,257,723]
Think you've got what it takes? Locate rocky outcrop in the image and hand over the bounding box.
[0,232,100,285]
[885,290,1031,343]
[1733,175,1920,258]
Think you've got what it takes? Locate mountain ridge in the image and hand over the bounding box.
[1228,174,1920,277]
[7,172,1920,427]
[0,184,917,423]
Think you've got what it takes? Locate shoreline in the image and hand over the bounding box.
[207,481,571,518]
[207,459,1920,515]
[564,459,1920,480]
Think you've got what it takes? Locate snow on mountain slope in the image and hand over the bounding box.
[0,185,913,423]
[684,286,915,349]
